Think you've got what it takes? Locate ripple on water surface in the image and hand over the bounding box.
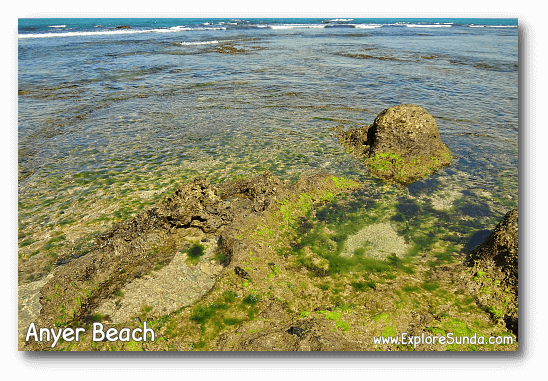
[17,24,518,284]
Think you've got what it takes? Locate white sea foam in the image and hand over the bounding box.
[269,24,326,30]
[469,25,485,28]
[19,29,153,38]
[48,25,66,28]
[19,25,227,38]
[150,26,187,33]
[486,25,517,28]
[355,24,382,29]
[153,26,226,32]
[188,26,226,31]
[328,19,353,22]
[405,24,452,28]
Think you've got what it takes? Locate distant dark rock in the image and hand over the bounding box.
[337,104,452,185]
[116,25,131,29]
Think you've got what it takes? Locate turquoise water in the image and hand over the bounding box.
[18,18,517,35]
[17,18,518,277]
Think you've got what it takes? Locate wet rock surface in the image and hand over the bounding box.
[469,209,518,286]
[217,318,362,351]
[207,43,266,54]
[337,104,452,185]
[468,209,518,337]
[21,171,357,350]
[21,178,233,348]
[18,272,55,343]
[19,171,518,352]
[367,104,449,158]
[217,171,289,213]
[94,236,223,325]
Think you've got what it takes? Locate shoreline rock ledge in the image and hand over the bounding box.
[468,209,518,338]
[337,104,452,185]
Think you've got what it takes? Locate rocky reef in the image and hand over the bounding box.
[19,169,519,351]
[336,104,452,185]
[20,172,362,350]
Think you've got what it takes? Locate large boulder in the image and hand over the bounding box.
[469,209,518,291]
[337,104,452,185]
[468,209,518,338]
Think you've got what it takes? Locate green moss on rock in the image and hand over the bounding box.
[337,104,452,185]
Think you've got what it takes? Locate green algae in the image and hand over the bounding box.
[364,148,452,186]
[19,239,35,248]
[381,326,397,337]
[351,281,376,291]
[421,282,440,292]
[21,160,520,349]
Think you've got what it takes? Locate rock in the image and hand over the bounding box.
[234,266,250,280]
[286,326,305,337]
[115,25,131,29]
[368,104,447,158]
[217,318,362,351]
[217,171,287,212]
[158,178,233,233]
[337,104,452,185]
[469,209,518,290]
[24,172,361,350]
[468,209,518,338]
[205,205,218,215]
[210,44,247,54]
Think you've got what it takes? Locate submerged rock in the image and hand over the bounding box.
[337,104,452,185]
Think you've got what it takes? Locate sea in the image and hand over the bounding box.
[17,18,519,280]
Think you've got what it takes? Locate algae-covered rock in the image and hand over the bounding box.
[337,104,452,185]
[468,209,518,338]
[469,209,518,291]
[22,171,361,350]
[216,318,363,351]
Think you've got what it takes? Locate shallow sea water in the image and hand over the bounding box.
[17,19,518,282]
